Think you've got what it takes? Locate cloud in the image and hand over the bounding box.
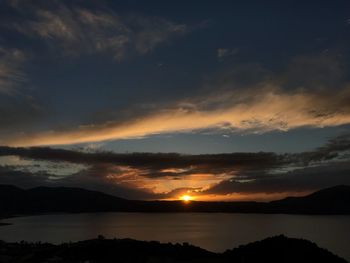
[217,48,238,59]
[0,47,26,95]
[0,155,86,177]
[0,146,282,172]
[3,83,350,147]
[0,0,189,133]
[0,51,349,147]
[2,4,348,147]
[8,0,188,60]
[286,133,350,165]
[0,134,349,200]
[0,146,283,199]
[0,146,282,199]
[0,165,52,188]
[198,134,350,196]
[0,164,160,199]
[202,162,350,196]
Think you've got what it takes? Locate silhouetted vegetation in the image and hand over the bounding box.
[0,235,346,263]
[223,235,347,263]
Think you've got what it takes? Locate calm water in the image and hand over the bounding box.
[1,213,350,261]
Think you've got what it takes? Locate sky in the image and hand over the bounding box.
[0,0,350,201]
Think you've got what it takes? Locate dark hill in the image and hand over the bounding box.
[0,185,129,215]
[223,235,347,263]
[0,235,346,263]
[269,185,350,214]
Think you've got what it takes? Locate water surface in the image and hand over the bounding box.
[1,213,349,261]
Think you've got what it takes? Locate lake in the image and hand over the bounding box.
[1,213,350,261]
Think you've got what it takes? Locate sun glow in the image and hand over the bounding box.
[180,195,192,202]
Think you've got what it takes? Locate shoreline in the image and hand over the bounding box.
[1,210,349,225]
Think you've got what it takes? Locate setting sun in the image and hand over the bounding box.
[180,195,192,202]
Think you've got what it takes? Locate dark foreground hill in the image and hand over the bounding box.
[1,184,350,216]
[0,235,346,263]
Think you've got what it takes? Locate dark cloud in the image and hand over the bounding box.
[203,162,350,195]
[0,164,160,200]
[59,166,161,200]
[286,133,350,165]
[1,133,350,171]
[199,134,350,195]
[0,134,349,199]
[0,165,50,188]
[0,146,283,174]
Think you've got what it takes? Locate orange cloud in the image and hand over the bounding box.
[4,85,350,147]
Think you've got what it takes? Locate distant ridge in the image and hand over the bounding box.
[1,185,350,216]
[0,185,128,215]
[269,185,350,214]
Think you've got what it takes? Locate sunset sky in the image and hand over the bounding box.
[0,0,350,201]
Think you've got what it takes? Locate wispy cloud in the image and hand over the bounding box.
[0,47,26,95]
[217,48,238,59]
[8,1,188,60]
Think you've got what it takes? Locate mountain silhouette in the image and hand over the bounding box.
[269,185,350,214]
[1,184,350,217]
[0,184,129,215]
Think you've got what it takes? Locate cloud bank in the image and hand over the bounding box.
[0,134,349,200]
[3,84,350,147]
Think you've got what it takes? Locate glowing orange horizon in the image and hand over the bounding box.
[180,194,193,202]
[163,191,312,202]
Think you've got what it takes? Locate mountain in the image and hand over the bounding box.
[268,185,350,214]
[0,184,129,215]
[1,185,350,216]
[0,235,347,263]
